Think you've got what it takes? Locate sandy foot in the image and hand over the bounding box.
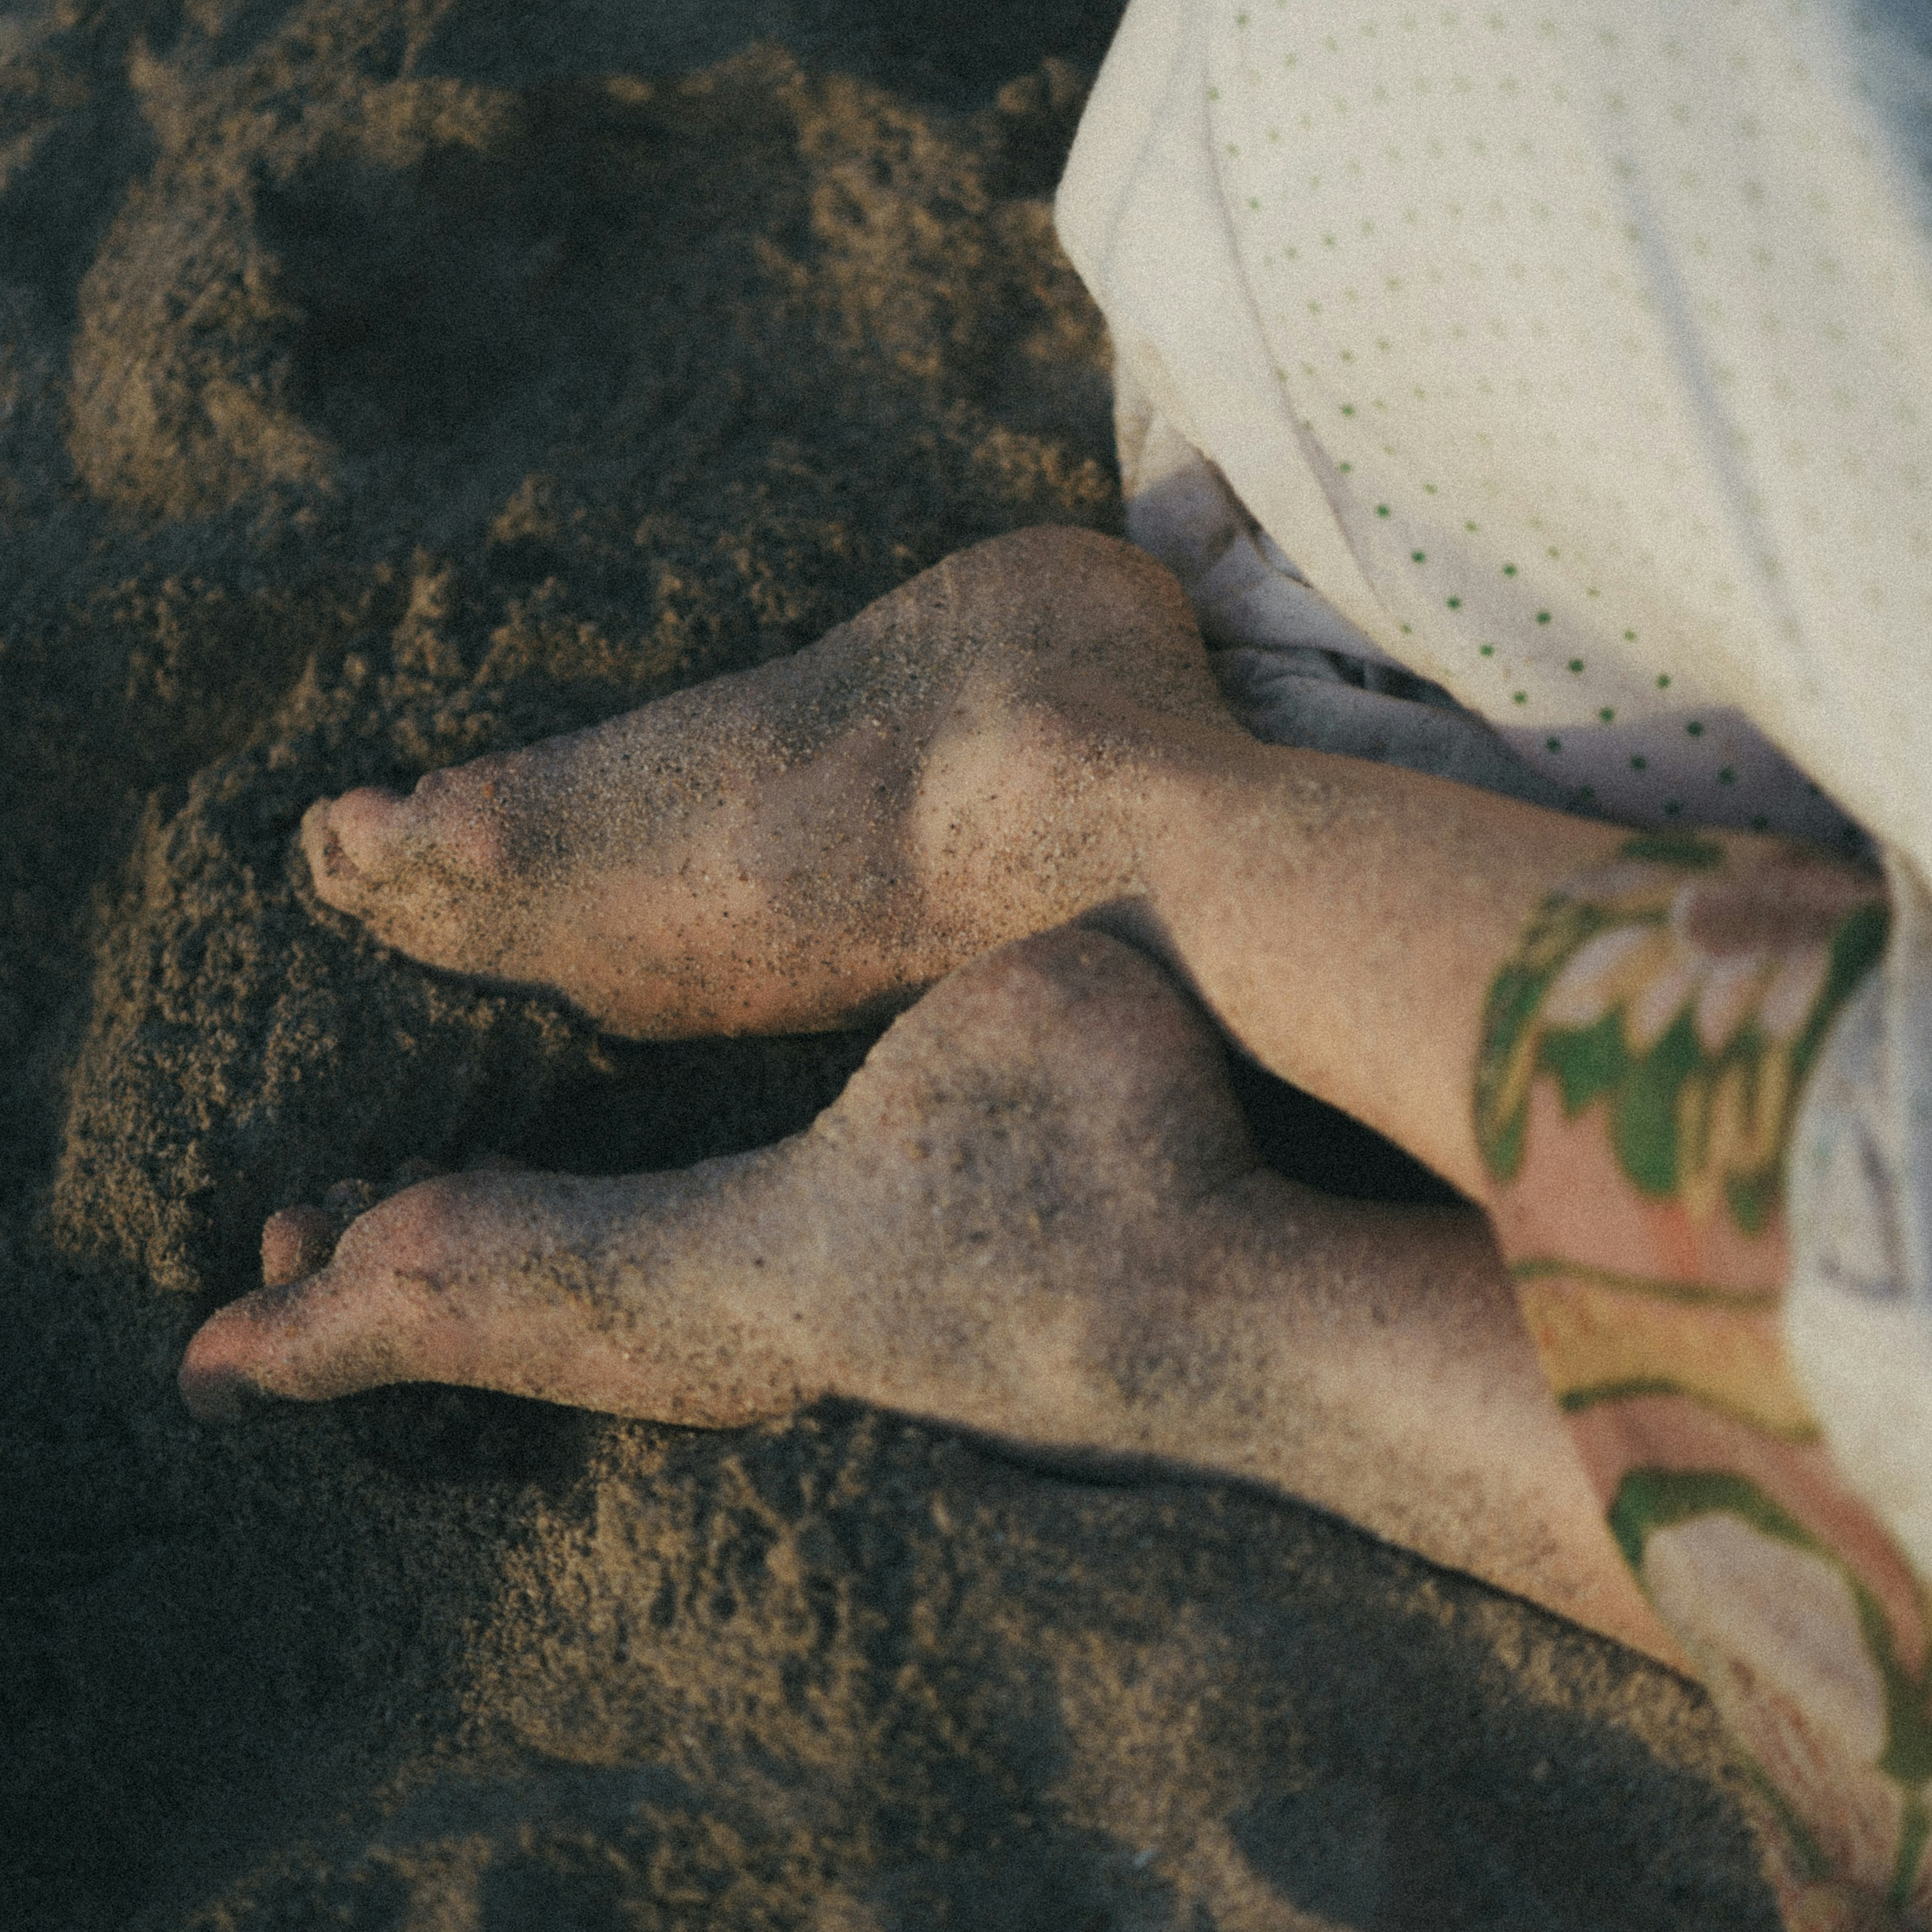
[300,526,1230,1038]
[184,920,1673,1662]
[181,924,1258,1428]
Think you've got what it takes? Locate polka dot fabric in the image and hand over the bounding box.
[1059,0,1932,864]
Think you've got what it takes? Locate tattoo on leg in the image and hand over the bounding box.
[1475,833,1929,1924]
[1476,830,1888,1231]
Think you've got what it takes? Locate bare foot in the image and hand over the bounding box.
[182,925,1670,1661]
[302,527,1228,1037]
[182,925,1245,1426]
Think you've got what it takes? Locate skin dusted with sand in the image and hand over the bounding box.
[184,525,1932,1921]
[187,527,1667,1659]
[196,922,1666,1660]
[297,527,1618,1190]
[302,527,1230,1041]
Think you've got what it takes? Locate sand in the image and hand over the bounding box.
[0,1,1782,1924]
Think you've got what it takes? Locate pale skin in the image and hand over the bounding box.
[179,527,1907,1913]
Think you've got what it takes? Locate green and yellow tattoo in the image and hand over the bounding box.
[1476,831,1889,1232]
[1476,832,1928,1926]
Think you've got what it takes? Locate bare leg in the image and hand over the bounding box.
[198,527,1914,1920]
[297,522,1636,1192]
[183,925,1676,1665]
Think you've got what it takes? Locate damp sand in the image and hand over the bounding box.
[0,2,1780,1925]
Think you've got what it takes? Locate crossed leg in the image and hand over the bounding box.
[281,525,1619,1188]
[176,526,1917,1923]
[179,525,1683,1657]
[183,922,1674,1661]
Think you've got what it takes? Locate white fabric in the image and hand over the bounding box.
[1057,0,1932,1562]
[1056,0,1932,853]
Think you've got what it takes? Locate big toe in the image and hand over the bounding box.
[180,1204,343,1417]
[179,1260,411,1423]
[179,1290,298,1422]
[182,1173,504,1422]
[302,786,405,907]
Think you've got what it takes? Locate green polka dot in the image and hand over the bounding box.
[1479,643,1495,655]
[1446,596,1461,608]
[1249,197,1261,209]
[1399,622,1413,633]
[1376,504,1391,517]
[1718,768,1736,784]
[1547,546,1560,558]
[1656,673,1671,688]
[1338,461,1352,472]
[1237,10,1249,23]
[1664,800,1682,817]
[1423,483,1438,494]
[1685,720,1704,737]
[1411,550,1427,562]
[1750,815,1769,831]
[1624,629,1638,641]
[1567,658,1585,673]
[1546,737,1563,753]
[1536,611,1552,624]
[1502,564,1517,576]
[1465,520,1480,531]
[1599,706,1615,722]
[1208,85,1221,99]
[1228,142,1241,155]
[1631,755,1648,770]
[1513,691,1527,704]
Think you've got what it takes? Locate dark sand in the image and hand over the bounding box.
[0,2,1782,1925]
